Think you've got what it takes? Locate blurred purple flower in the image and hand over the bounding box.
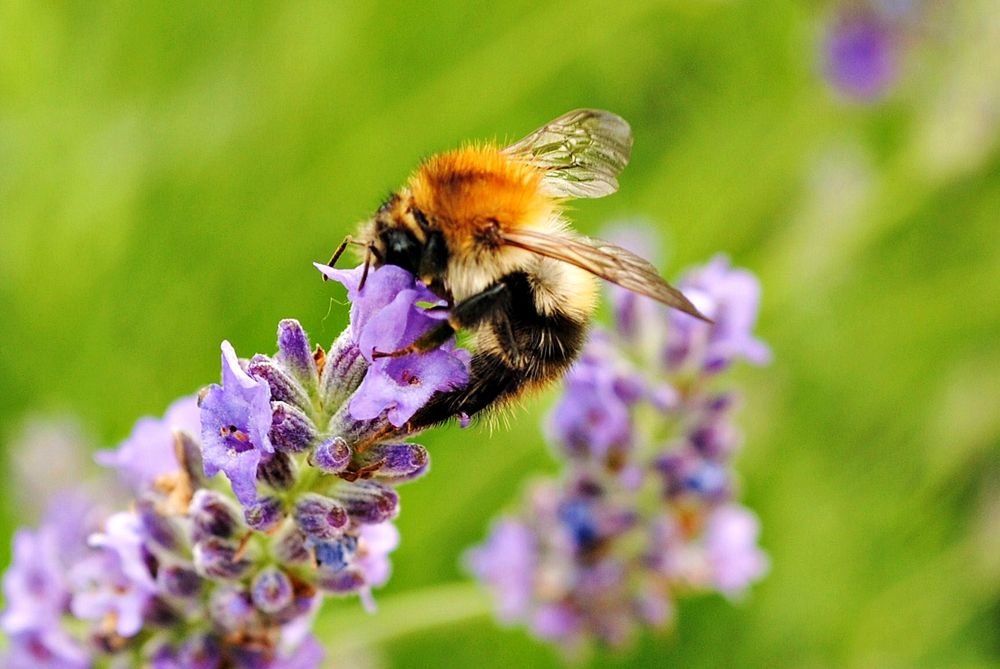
[200,341,274,505]
[2,529,72,635]
[669,255,771,373]
[547,333,640,459]
[72,512,156,637]
[1,629,91,669]
[465,520,536,622]
[1,489,108,668]
[704,505,769,597]
[97,395,199,491]
[468,236,770,651]
[823,9,899,101]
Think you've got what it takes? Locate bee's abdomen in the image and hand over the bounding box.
[409,272,588,429]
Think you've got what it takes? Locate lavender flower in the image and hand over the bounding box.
[1,493,106,668]
[200,341,275,506]
[823,6,901,101]
[468,236,770,652]
[96,396,200,492]
[2,262,470,667]
[316,263,470,427]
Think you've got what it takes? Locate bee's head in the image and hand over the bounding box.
[369,193,449,295]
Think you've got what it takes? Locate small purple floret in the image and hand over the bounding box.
[316,263,470,427]
[74,512,156,638]
[96,395,199,491]
[350,347,470,427]
[704,505,769,597]
[200,341,275,505]
[251,567,294,614]
[823,10,899,101]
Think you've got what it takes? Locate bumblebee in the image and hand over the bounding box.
[327,109,708,430]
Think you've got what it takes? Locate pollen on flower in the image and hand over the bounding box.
[220,425,254,454]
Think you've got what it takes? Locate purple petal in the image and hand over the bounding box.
[96,395,199,491]
[465,520,536,622]
[704,505,769,597]
[199,341,274,506]
[824,10,899,101]
[355,522,400,588]
[349,348,470,427]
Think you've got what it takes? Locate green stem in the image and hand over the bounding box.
[312,582,492,658]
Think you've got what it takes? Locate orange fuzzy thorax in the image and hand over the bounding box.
[407,145,557,252]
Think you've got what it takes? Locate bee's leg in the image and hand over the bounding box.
[497,312,521,363]
[322,236,354,281]
[323,237,382,284]
[358,244,374,291]
[408,272,588,430]
[371,282,509,359]
[370,322,456,359]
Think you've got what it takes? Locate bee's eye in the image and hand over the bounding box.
[381,229,421,273]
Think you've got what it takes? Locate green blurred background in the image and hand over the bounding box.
[2,1,999,666]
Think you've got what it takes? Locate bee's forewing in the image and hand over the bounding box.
[501,228,711,322]
[502,109,633,200]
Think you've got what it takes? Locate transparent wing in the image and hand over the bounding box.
[502,109,633,199]
[501,228,711,322]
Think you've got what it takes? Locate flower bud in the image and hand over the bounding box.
[193,537,253,580]
[354,442,428,482]
[275,319,319,387]
[269,401,317,453]
[244,496,285,532]
[256,451,296,491]
[251,566,294,614]
[273,525,311,565]
[335,480,399,524]
[190,490,244,541]
[143,595,181,627]
[319,334,367,409]
[208,587,257,633]
[294,494,348,540]
[158,564,202,598]
[174,428,208,489]
[247,355,311,409]
[136,498,185,553]
[312,436,351,474]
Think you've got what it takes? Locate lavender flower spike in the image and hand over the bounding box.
[469,227,770,652]
[2,260,470,667]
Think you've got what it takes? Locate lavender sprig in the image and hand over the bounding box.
[467,239,770,653]
[0,264,469,669]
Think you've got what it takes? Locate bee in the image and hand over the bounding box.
[327,109,709,430]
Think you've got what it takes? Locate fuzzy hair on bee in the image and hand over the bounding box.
[326,109,709,431]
